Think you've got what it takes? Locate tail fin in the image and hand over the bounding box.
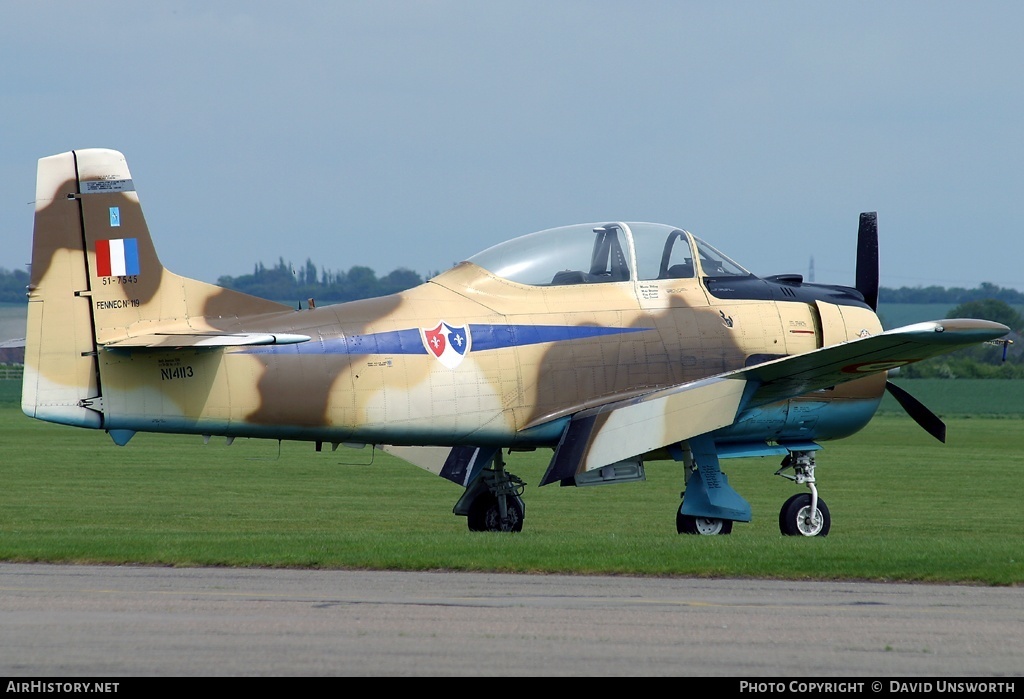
[22,148,287,428]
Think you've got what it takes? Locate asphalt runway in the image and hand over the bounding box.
[0,563,1020,677]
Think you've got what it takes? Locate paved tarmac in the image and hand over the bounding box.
[0,563,1020,677]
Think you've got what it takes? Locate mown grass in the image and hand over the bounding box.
[879,378,1024,416]
[1,381,1022,585]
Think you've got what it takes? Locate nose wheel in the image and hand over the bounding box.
[776,450,831,537]
[778,493,831,537]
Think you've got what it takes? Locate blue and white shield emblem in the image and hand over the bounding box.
[422,321,471,369]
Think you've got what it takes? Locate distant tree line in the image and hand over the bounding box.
[900,299,1023,379]
[215,258,429,304]
[0,261,430,305]
[0,268,29,304]
[880,282,1024,305]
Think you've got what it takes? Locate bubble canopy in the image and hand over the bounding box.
[466,222,751,286]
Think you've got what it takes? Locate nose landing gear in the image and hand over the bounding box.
[776,451,831,537]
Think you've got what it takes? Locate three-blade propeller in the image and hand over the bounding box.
[855,212,946,442]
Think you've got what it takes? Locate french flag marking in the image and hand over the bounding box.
[95,238,140,277]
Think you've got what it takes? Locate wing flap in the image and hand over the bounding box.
[380,444,496,486]
[541,377,749,485]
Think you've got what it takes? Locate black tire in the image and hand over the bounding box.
[779,493,831,537]
[467,493,524,532]
[677,511,734,535]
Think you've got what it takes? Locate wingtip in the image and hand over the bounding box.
[937,318,1011,342]
[883,319,1010,344]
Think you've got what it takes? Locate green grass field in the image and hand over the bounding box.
[2,379,1021,585]
[879,378,1024,416]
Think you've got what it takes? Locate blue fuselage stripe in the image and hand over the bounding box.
[467,324,648,351]
[238,324,650,356]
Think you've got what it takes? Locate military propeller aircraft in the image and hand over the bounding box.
[22,148,1009,537]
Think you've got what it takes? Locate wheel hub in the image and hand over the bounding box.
[796,506,824,536]
[484,504,522,532]
[694,517,724,535]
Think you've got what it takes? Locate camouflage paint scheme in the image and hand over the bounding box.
[21,149,1008,533]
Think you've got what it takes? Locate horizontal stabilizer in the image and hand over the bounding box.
[103,332,311,350]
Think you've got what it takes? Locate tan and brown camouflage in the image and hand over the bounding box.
[21,148,1009,534]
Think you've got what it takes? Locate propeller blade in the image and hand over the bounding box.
[886,380,946,443]
[855,211,879,311]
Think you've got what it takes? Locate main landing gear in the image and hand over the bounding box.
[459,450,526,533]
[675,435,750,535]
[776,451,831,537]
[677,512,733,535]
[674,440,832,537]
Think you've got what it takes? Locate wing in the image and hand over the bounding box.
[540,318,1008,485]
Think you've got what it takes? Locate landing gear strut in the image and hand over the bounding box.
[675,435,749,535]
[463,450,526,532]
[776,451,831,537]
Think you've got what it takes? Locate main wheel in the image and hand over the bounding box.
[779,493,831,537]
[677,511,733,535]
[467,493,524,532]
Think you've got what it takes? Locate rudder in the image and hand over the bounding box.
[22,150,103,427]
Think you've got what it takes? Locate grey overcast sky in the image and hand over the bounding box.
[2,1,1023,291]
